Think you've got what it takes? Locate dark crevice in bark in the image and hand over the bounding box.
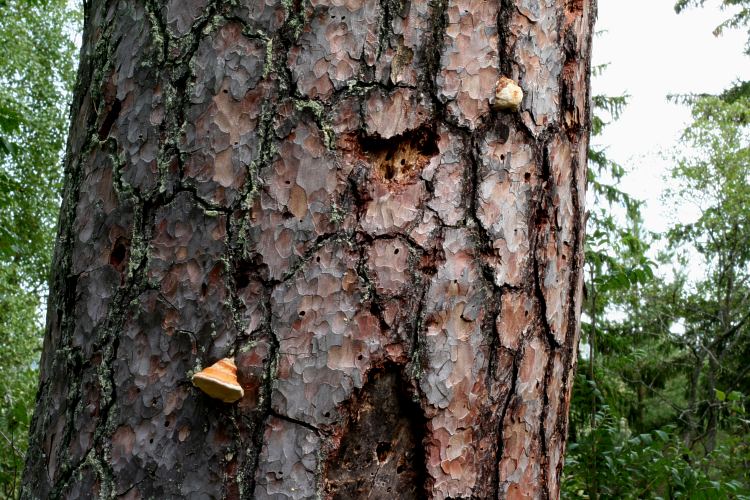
[245,299,278,497]
[88,199,156,476]
[222,99,280,494]
[423,0,447,98]
[345,162,370,225]
[355,238,392,332]
[274,2,304,98]
[493,350,520,498]
[240,100,277,209]
[418,0,450,137]
[496,0,515,77]
[97,98,121,140]
[533,140,562,351]
[332,80,413,107]
[144,0,168,65]
[108,142,142,203]
[221,413,242,498]
[464,115,533,498]
[228,255,270,335]
[222,13,274,40]
[224,211,249,360]
[270,410,323,435]
[353,232,430,342]
[467,132,500,262]
[275,1,340,151]
[485,306,504,386]
[409,285,429,370]
[371,230,431,257]
[463,122,524,499]
[538,339,555,500]
[46,352,84,495]
[531,140,563,500]
[466,128,510,384]
[356,43,377,85]
[288,97,335,149]
[148,1,235,205]
[167,186,236,215]
[324,365,428,500]
[533,256,562,346]
[358,125,439,159]
[556,21,590,477]
[108,237,129,275]
[376,0,395,59]
[165,0,223,66]
[144,0,185,204]
[242,387,273,498]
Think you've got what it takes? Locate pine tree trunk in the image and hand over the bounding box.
[22,0,594,498]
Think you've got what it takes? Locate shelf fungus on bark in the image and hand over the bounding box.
[492,77,523,112]
[191,358,244,403]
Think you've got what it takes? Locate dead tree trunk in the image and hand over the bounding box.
[23,0,593,498]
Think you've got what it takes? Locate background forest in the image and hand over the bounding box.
[0,0,748,498]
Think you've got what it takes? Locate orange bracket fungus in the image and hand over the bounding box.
[492,76,523,111]
[191,358,244,403]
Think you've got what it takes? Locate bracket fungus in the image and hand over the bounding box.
[492,77,523,112]
[191,358,244,403]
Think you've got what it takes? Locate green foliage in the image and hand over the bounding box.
[0,0,79,496]
[665,92,750,455]
[0,270,41,498]
[585,73,654,300]
[564,32,750,498]
[586,113,654,315]
[674,0,750,54]
[563,386,750,499]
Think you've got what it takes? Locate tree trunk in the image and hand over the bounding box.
[684,348,704,450]
[23,0,593,498]
[705,355,719,454]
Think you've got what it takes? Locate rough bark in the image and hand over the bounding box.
[23,0,593,498]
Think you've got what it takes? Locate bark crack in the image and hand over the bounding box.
[270,410,324,435]
[493,349,520,497]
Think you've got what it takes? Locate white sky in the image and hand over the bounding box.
[593,0,750,233]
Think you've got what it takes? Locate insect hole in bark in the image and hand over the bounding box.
[358,127,438,187]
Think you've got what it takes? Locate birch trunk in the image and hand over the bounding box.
[23,0,594,498]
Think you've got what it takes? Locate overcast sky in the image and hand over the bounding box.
[593,0,750,233]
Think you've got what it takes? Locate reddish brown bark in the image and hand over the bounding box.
[23,0,593,498]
